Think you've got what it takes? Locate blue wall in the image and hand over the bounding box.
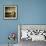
[0,0,46,44]
[20,0,46,24]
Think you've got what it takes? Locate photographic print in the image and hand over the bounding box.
[4,5,17,19]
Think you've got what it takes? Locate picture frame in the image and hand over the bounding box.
[4,5,17,19]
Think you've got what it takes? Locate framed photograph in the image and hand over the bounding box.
[4,5,17,19]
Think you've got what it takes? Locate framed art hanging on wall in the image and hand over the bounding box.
[4,5,17,19]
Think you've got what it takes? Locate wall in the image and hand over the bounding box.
[20,0,46,24]
[0,0,20,44]
[0,0,46,44]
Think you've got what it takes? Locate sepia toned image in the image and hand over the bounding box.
[4,5,17,19]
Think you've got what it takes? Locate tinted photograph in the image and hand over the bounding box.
[4,5,17,19]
